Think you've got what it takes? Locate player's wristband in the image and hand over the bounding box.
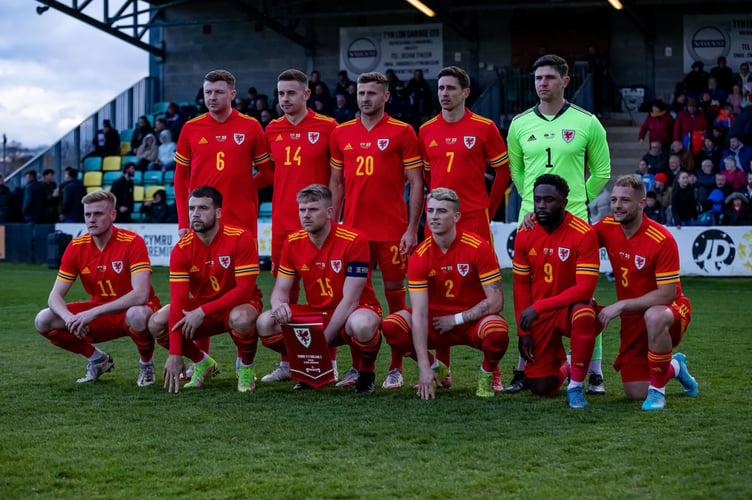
[454,312,465,326]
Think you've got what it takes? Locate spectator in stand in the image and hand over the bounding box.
[334,70,352,97]
[309,83,332,115]
[385,83,412,123]
[22,170,47,223]
[195,87,208,114]
[722,192,752,225]
[42,168,59,223]
[695,136,721,169]
[139,188,173,223]
[696,158,717,191]
[639,100,673,149]
[706,76,728,107]
[666,153,682,186]
[671,170,699,227]
[0,174,11,222]
[332,94,355,124]
[406,69,434,124]
[154,118,168,136]
[149,130,176,172]
[721,156,746,191]
[83,120,120,161]
[669,88,687,115]
[247,87,258,110]
[345,81,358,112]
[682,61,709,99]
[136,133,159,172]
[164,102,186,140]
[59,167,87,222]
[643,141,668,174]
[636,158,655,192]
[259,109,274,129]
[721,135,752,173]
[734,62,752,99]
[250,94,270,121]
[670,139,696,172]
[728,84,745,115]
[711,56,734,95]
[233,96,249,114]
[673,98,708,145]
[308,70,330,101]
[653,172,672,217]
[743,171,752,202]
[130,115,154,153]
[644,190,666,224]
[385,69,404,95]
[110,162,136,223]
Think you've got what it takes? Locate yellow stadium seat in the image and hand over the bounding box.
[133,185,145,202]
[145,185,165,201]
[120,142,131,155]
[86,186,103,193]
[102,156,122,171]
[83,171,102,187]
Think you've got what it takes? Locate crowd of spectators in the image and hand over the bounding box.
[636,57,752,226]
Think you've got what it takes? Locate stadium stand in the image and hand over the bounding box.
[102,156,122,171]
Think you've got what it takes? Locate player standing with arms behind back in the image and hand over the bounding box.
[506,54,611,394]
[411,65,509,391]
[329,71,424,388]
[258,69,340,384]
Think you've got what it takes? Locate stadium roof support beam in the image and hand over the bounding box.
[35,0,165,58]
[237,0,312,51]
[419,0,477,43]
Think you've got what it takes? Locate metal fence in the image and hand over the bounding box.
[6,77,159,189]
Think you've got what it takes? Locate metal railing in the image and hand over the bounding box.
[6,77,159,189]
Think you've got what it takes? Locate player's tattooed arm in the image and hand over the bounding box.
[461,280,504,323]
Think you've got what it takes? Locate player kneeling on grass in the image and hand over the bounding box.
[256,184,382,393]
[382,188,510,400]
[148,186,263,393]
[35,190,161,386]
[594,174,698,410]
[512,174,600,408]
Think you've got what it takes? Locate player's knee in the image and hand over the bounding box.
[643,306,673,336]
[34,308,56,333]
[527,376,557,397]
[125,305,152,331]
[148,305,169,339]
[382,311,411,343]
[228,306,257,334]
[256,310,277,337]
[623,381,649,400]
[346,310,380,342]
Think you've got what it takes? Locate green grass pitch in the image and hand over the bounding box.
[1,263,750,498]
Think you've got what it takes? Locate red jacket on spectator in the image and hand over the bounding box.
[639,110,674,146]
[673,106,708,142]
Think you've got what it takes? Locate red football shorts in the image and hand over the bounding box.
[615,296,691,383]
[179,296,263,339]
[68,296,161,343]
[425,311,504,351]
[369,240,407,282]
[523,308,571,379]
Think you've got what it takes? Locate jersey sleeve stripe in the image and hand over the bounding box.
[403,157,423,169]
[480,273,502,285]
[169,273,190,282]
[330,158,344,170]
[407,280,429,291]
[488,153,509,166]
[131,263,152,274]
[656,275,680,284]
[174,152,190,166]
[278,265,297,277]
[56,271,77,283]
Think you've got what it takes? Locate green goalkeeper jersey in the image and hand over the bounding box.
[507,102,611,223]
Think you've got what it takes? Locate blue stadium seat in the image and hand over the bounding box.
[120,128,134,142]
[259,202,272,221]
[102,171,121,186]
[151,102,170,115]
[82,157,103,172]
[132,170,143,185]
[143,171,163,185]
[122,155,138,168]
[165,184,175,203]
[163,170,175,185]
[132,202,143,221]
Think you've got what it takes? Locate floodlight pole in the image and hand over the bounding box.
[2,133,6,176]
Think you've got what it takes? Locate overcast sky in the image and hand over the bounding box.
[0,2,148,148]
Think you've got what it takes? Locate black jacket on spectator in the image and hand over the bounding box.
[110,176,134,223]
[0,184,10,222]
[672,184,699,224]
[23,180,47,223]
[60,179,87,222]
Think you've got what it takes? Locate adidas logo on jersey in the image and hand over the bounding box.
[275,134,283,141]
[527,134,536,142]
[529,248,537,256]
[81,266,91,275]
[199,137,209,144]
[429,139,438,147]
[344,143,353,150]
[300,264,310,271]
[189,265,200,273]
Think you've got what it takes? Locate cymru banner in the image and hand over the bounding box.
[281,314,335,388]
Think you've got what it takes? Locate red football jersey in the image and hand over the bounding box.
[277,221,379,311]
[57,227,157,304]
[594,215,685,302]
[169,223,261,313]
[419,110,509,212]
[265,109,337,231]
[174,109,271,235]
[512,213,600,319]
[330,114,422,241]
[407,229,502,314]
